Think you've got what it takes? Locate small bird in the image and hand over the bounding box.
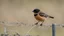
[32,8,54,26]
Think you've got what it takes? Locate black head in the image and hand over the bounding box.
[32,9,40,13]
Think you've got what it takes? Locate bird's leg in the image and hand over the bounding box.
[32,22,39,26]
[40,23,43,26]
[35,22,39,25]
[40,21,44,26]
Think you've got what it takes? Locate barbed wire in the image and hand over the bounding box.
[0,21,64,36]
[0,21,64,27]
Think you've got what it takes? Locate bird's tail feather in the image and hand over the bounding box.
[49,16,54,19]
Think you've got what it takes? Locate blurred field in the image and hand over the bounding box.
[0,0,64,36]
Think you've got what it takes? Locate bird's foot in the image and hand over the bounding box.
[32,22,38,26]
[40,24,43,26]
[35,22,38,25]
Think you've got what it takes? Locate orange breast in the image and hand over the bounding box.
[35,14,45,21]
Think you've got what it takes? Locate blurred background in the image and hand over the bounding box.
[0,0,64,36]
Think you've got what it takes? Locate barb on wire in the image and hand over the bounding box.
[0,21,26,26]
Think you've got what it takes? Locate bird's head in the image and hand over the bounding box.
[32,9,40,13]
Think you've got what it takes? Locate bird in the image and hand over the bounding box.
[32,8,54,26]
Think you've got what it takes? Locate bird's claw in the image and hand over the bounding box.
[40,24,42,26]
[35,22,38,25]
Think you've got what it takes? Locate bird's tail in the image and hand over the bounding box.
[49,16,54,19]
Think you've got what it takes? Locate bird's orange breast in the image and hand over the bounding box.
[35,14,45,21]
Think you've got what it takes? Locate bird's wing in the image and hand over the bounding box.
[39,12,48,18]
[39,12,54,19]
